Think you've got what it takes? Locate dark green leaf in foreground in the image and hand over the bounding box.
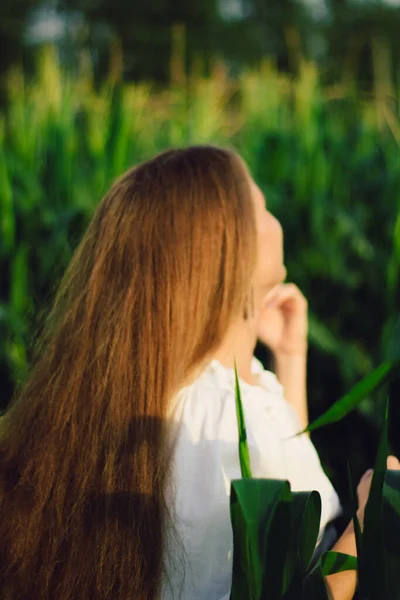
[262,482,292,599]
[230,479,291,600]
[361,398,389,600]
[383,315,400,363]
[303,563,330,600]
[347,463,363,570]
[300,361,399,435]
[292,492,321,576]
[382,468,400,600]
[281,491,321,600]
[321,551,358,575]
[383,469,400,546]
[233,358,252,479]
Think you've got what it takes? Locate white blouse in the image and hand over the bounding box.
[162,356,341,600]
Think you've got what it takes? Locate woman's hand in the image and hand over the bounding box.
[257,283,308,356]
[356,455,400,530]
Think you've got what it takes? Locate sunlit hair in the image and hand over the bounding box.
[0,145,258,599]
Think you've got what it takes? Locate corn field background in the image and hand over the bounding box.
[0,46,399,503]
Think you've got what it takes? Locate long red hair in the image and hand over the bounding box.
[0,145,258,599]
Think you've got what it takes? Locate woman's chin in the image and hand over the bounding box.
[260,266,287,295]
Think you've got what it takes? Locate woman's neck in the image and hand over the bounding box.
[211,316,259,385]
[181,303,262,390]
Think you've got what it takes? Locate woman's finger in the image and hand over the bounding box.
[360,457,400,475]
[262,283,284,304]
[362,468,373,479]
[262,283,307,308]
[387,455,400,470]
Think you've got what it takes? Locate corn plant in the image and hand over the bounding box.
[230,321,400,599]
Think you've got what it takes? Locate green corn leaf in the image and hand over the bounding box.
[360,398,389,599]
[383,470,400,532]
[300,362,399,435]
[383,315,400,363]
[290,491,321,577]
[0,147,15,252]
[281,490,322,599]
[10,244,30,315]
[382,465,400,600]
[347,463,363,565]
[301,314,400,436]
[230,478,291,600]
[303,564,330,600]
[296,491,322,576]
[230,479,324,600]
[262,482,292,599]
[320,551,358,575]
[382,469,400,600]
[233,358,252,479]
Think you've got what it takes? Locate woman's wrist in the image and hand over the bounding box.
[343,508,364,535]
[273,345,308,361]
[273,352,308,390]
[272,349,309,432]
[332,514,360,557]
[325,523,358,600]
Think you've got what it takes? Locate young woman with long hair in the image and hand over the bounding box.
[0,145,398,599]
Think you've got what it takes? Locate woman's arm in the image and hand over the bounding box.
[273,351,309,433]
[256,283,309,432]
[324,520,357,600]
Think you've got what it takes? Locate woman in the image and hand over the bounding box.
[0,145,397,600]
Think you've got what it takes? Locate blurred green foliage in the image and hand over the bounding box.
[0,47,399,500]
[5,0,400,90]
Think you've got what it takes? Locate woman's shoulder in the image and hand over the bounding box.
[171,355,283,408]
[168,363,236,444]
[168,356,290,443]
